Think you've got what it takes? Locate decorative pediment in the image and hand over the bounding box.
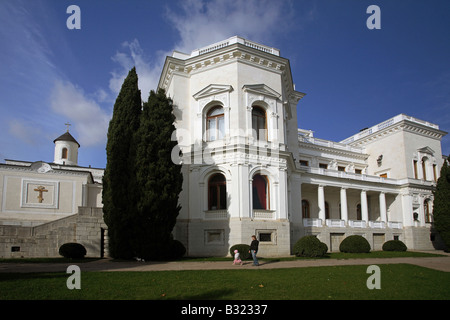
[30,161,53,173]
[242,84,281,100]
[417,146,435,155]
[193,84,233,100]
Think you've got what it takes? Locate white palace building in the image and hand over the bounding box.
[0,36,447,258]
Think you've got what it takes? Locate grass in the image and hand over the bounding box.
[0,264,449,300]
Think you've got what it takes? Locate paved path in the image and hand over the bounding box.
[1,251,449,273]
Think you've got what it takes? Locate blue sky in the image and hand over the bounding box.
[0,0,449,169]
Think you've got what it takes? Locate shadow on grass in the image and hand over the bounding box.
[175,288,237,300]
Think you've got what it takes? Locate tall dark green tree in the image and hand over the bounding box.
[133,88,183,260]
[433,156,450,250]
[102,67,142,259]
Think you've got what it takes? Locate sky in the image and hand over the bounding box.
[0,0,449,169]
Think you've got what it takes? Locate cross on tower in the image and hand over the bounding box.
[65,122,71,132]
[34,186,48,203]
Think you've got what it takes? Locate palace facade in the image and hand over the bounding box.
[0,36,447,257]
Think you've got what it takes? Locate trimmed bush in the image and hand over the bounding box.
[339,235,371,253]
[59,243,87,259]
[293,235,328,257]
[382,240,407,252]
[230,244,251,260]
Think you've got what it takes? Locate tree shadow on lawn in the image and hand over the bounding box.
[170,288,237,300]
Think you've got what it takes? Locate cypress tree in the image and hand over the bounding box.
[433,156,450,250]
[102,67,142,259]
[133,88,183,260]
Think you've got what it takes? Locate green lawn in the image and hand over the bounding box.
[0,264,448,300]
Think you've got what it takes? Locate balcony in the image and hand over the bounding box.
[349,220,367,228]
[302,219,403,230]
[326,219,346,228]
[205,210,228,220]
[303,218,322,227]
[253,210,275,220]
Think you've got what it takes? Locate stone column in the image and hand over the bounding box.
[360,190,369,223]
[318,185,326,225]
[340,187,348,224]
[379,192,387,223]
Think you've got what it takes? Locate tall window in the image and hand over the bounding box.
[208,173,226,210]
[253,174,269,210]
[356,204,362,220]
[206,106,224,141]
[302,200,310,219]
[325,201,330,219]
[424,200,432,223]
[252,106,267,141]
[61,148,68,159]
[422,157,428,180]
[413,160,418,179]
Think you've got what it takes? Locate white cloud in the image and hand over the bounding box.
[106,0,296,102]
[109,39,167,100]
[8,119,43,146]
[50,80,111,147]
[166,0,295,54]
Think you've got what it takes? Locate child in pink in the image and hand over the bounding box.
[233,249,243,265]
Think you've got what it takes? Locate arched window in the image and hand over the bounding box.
[253,174,269,210]
[302,200,310,219]
[61,148,68,159]
[252,106,267,141]
[206,106,224,141]
[208,173,226,210]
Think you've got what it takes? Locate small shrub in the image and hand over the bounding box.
[230,244,251,260]
[59,243,87,259]
[382,240,407,252]
[339,235,371,253]
[293,235,328,257]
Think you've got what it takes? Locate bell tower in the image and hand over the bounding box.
[53,123,80,166]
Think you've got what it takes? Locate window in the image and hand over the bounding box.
[299,160,309,166]
[61,148,68,159]
[424,200,432,223]
[252,106,267,141]
[380,173,388,178]
[253,174,269,210]
[338,166,345,172]
[319,163,328,169]
[413,160,418,179]
[422,157,428,180]
[356,204,362,220]
[325,201,330,219]
[355,169,362,174]
[302,200,310,219]
[206,106,224,141]
[259,233,272,242]
[208,173,226,210]
[433,164,437,181]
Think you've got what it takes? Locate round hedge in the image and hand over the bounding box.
[382,240,407,252]
[293,235,328,257]
[230,244,251,260]
[339,235,371,253]
[59,242,87,259]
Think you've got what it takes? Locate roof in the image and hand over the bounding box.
[53,131,80,147]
